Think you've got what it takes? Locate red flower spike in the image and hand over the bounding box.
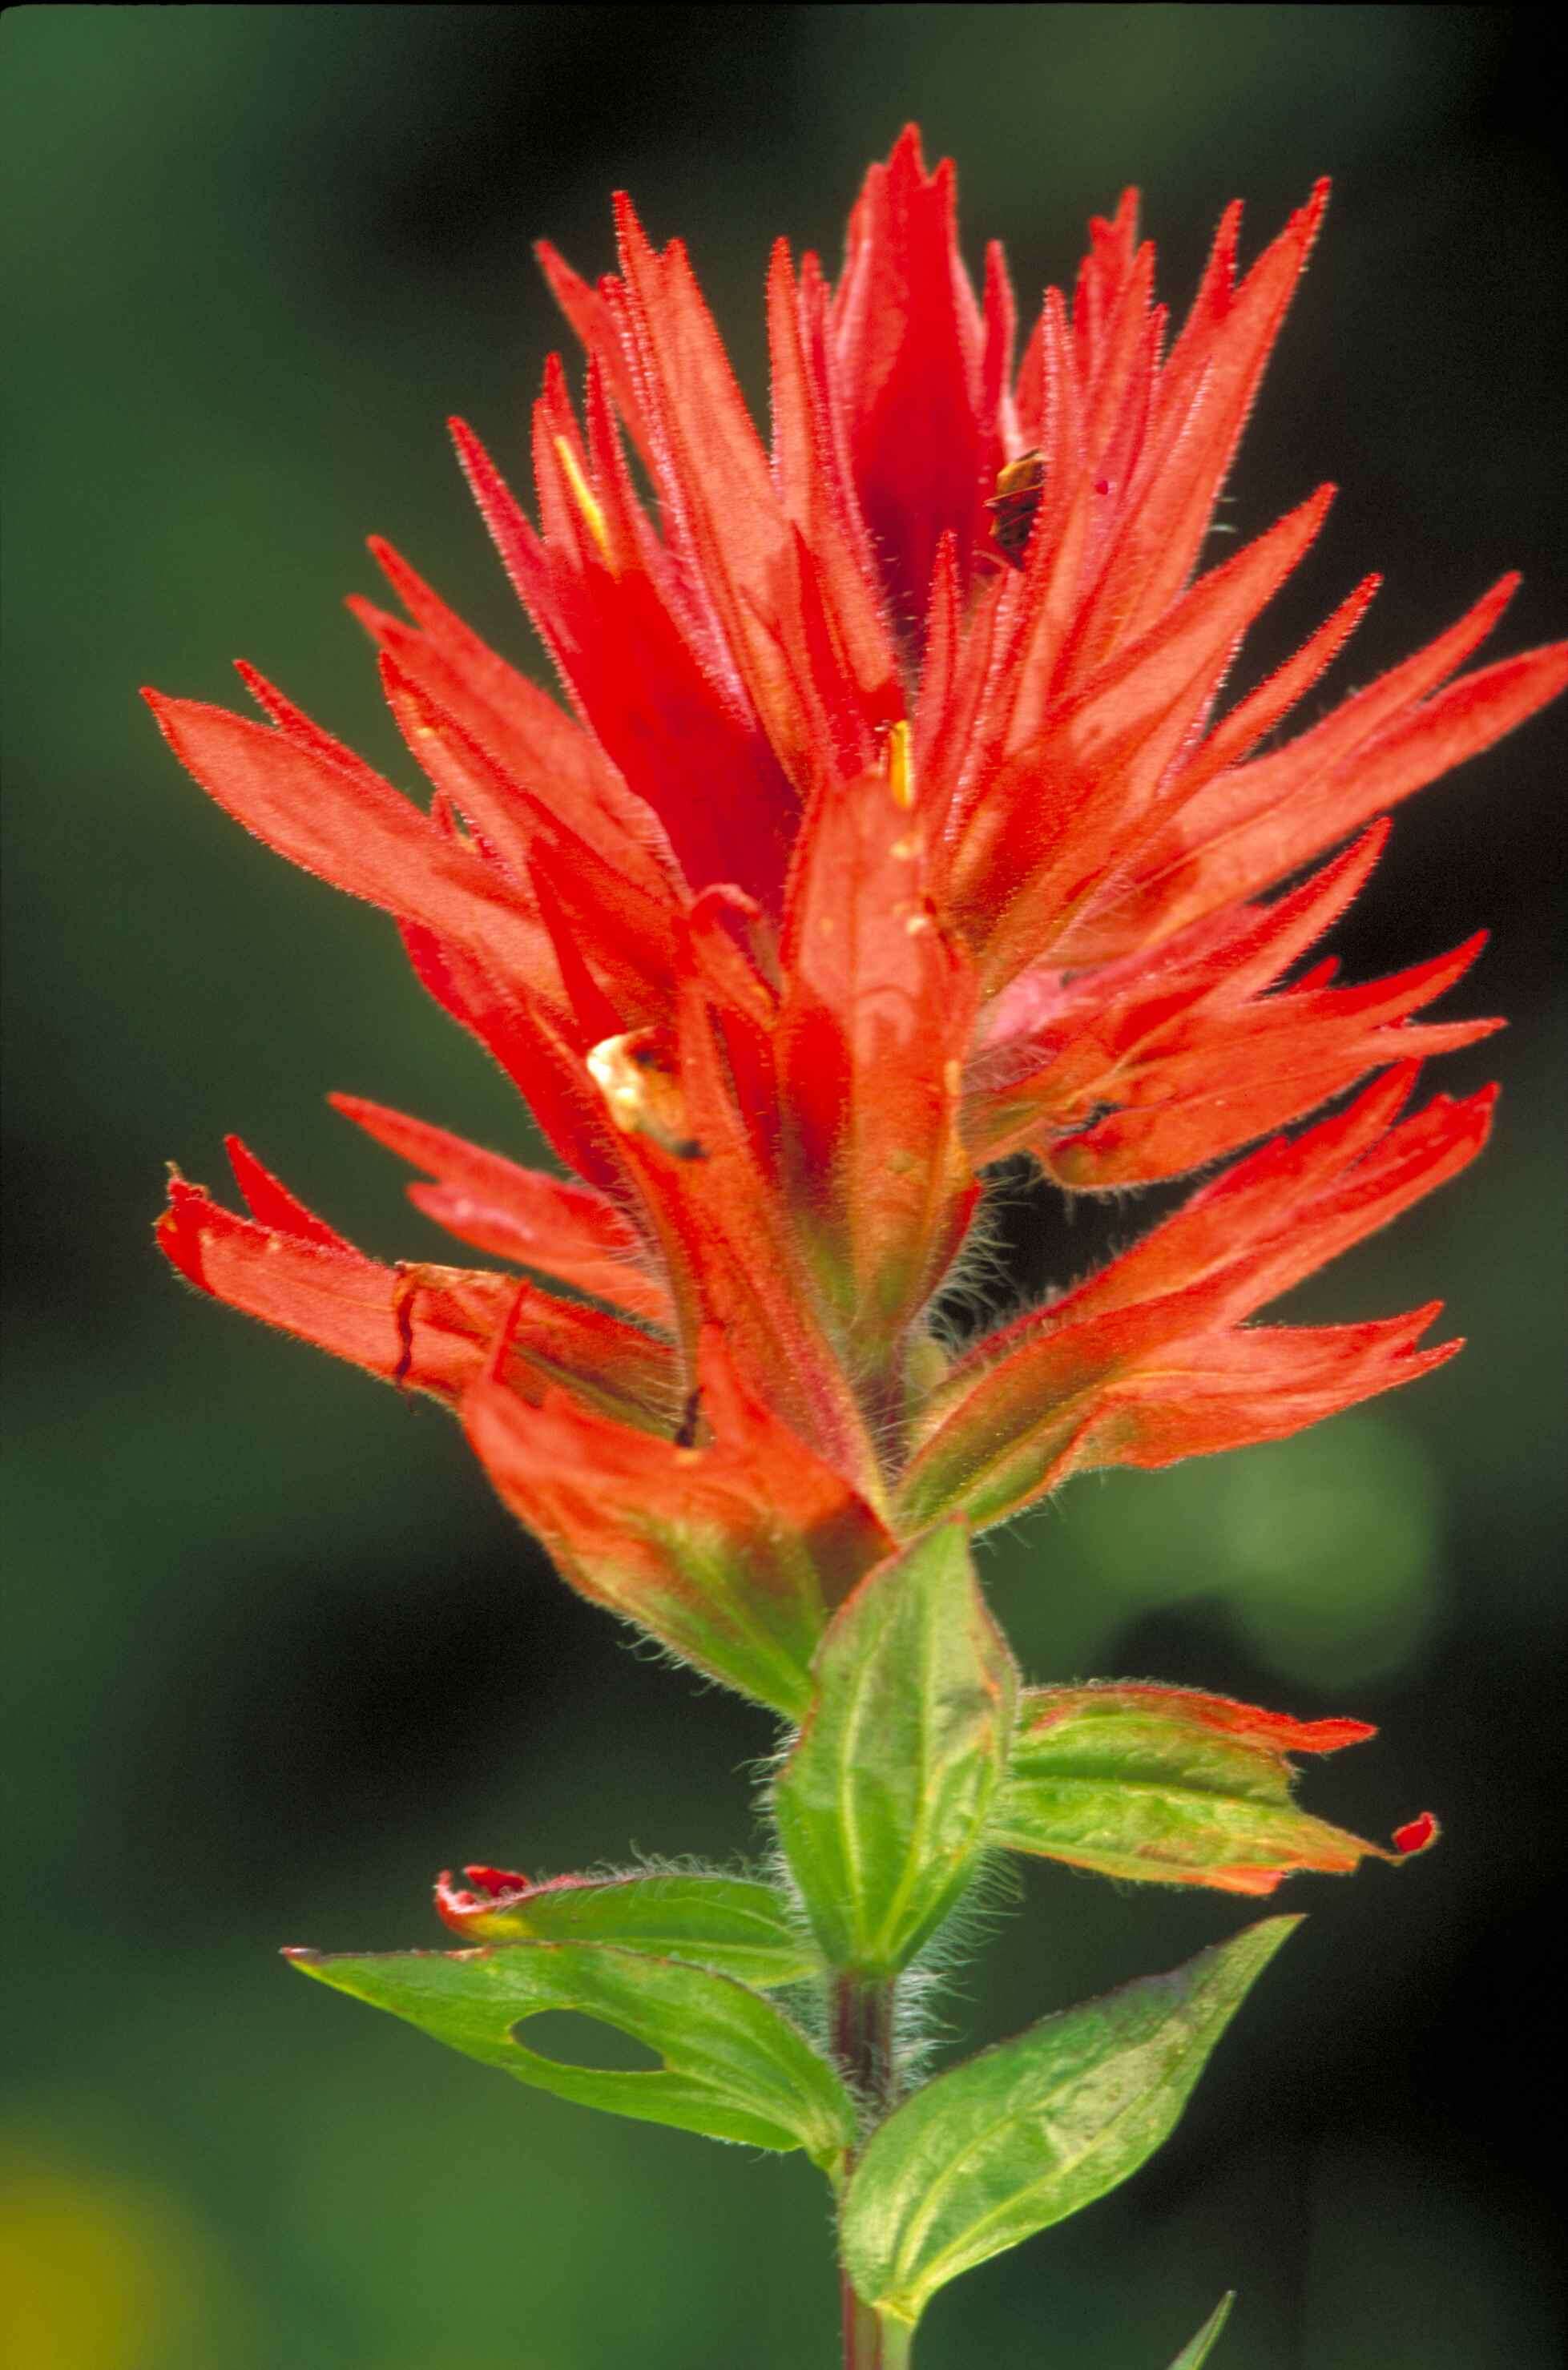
[996,1683,1437,1895]
[153,134,1562,1702]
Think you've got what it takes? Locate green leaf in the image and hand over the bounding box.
[1167,2291,1235,2368]
[840,1917,1299,2324]
[441,1870,820,1985]
[288,1939,856,2172]
[772,1522,1018,1975]
[994,1683,1403,1895]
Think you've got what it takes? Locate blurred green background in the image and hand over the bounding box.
[3,6,1564,2365]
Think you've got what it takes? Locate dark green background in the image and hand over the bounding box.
[3,7,1563,2364]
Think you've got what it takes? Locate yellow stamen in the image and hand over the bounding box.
[553,435,612,564]
[886,718,913,810]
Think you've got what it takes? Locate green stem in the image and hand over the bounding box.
[841,2290,912,2369]
[832,1974,908,2370]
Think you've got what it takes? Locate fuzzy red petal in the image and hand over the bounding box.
[352,538,676,892]
[159,1144,671,1424]
[329,1094,671,1326]
[464,1328,894,1712]
[145,686,546,990]
[450,410,799,909]
[585,977,886,1506]
[776,765,979,1360]
[897,1074,1492,1530]
[157,1154,506,1403]
[830,127,990,632]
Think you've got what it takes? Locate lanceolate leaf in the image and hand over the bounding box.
[287,1940,856,2172]
[1167,2291,1235,2368]
[772,1523,1018,1975]
[994,1684,1435,1895]
[431,1867,820,1986]
[840,1917,1299,2325]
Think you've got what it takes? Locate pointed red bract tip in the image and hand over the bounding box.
[1285,1715,1377,1753]
[280,1946,319,1961]
[1393,1811,1440,1857]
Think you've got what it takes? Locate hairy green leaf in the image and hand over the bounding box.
[995,1683,1401,1895]
[840,1918,1299,2323]
[440,1870,820,1985]
[772,1522,1018,1975]
[288,1939,856,2170]
[1167,2291,1235,2367]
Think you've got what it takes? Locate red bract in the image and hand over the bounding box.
[152,129,1564,1711]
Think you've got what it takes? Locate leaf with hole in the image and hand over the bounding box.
[840,1918,1298,2326]
[288,1938,856,2170]
[772,1522,1018,1976]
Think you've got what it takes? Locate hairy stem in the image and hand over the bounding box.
[841,2288,912,2369]
[834,1974,909,2370]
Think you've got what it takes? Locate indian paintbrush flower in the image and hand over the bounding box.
[155,129,1565,2364]
[153,127,1562,1735]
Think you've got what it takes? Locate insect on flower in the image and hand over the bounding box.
[987,448,1047,565]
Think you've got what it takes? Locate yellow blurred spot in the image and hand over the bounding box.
[0,2154,231,2370]
[552,437,612,564]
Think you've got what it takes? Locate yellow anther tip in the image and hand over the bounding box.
[887,719,913,810]
[552,435,612,563]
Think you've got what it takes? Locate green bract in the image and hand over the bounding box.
[445,1870,820,1985]
[288,1939,856,2172]
[994,1686,1395,1892]
[772,1524,1018,1975]
[839,1918,1299,2325]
